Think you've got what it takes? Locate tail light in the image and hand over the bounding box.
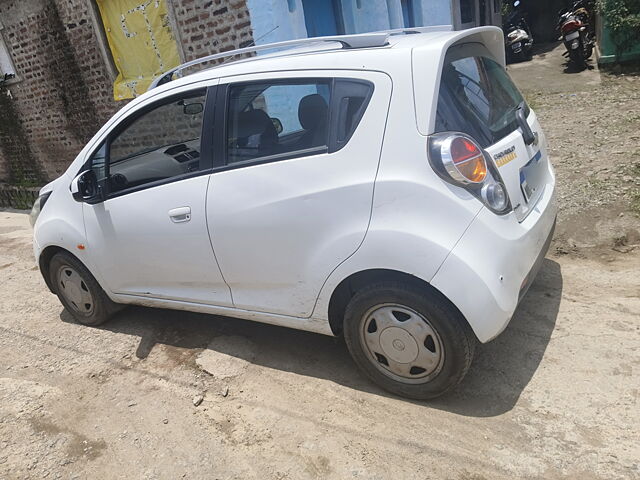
[428,132,511,214]
[442,135,487,183]
[561,20,580,33]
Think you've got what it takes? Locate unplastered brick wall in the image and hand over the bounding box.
[172,0,253,63]
[0,0,121,183]
[0,0,254,187]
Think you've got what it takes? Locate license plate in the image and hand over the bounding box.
[565,31,579,41]
[520,151,545,204]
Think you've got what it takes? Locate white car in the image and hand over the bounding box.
[31,26,556,399]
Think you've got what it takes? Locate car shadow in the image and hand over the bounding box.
[60,259,562,418]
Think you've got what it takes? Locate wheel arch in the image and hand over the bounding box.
[39,246,81,293]
[327,268,472,338]
[38,245,96,294]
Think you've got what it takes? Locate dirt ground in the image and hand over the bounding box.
[1,44,639,480]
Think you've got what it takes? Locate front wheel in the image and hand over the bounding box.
[49,251,120,326]
[343,282,476,400]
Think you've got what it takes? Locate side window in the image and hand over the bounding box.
[226,80,331,164]
[332,79,373,151]
[90,91,207,194]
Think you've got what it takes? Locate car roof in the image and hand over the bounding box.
[148,27,501,95]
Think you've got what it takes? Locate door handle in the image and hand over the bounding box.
[168,206,191,223]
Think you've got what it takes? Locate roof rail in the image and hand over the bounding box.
[148,25,453,91]
[383,25,453,35]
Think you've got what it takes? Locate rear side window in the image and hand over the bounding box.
[224,78,373,166]
[435,44,528,147]
[331,80,373,152]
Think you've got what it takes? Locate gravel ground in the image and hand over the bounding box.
[1,44,639,479]
[508,43,640,254]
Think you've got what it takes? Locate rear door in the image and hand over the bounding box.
[433,42,553,221]
[206,71,392,317]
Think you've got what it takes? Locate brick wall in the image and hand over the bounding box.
[0,0,254,187]
[0,0,120,183]
[172,0,253,63]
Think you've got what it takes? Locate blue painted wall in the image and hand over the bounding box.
[415,0,453,26]
[339,0,391,34]
[244,0,458,131]
[245,0,308,45]
[247,0,457,45]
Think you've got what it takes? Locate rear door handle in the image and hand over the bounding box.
[168,206,191,223]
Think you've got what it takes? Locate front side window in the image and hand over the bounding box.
[226,80,331,164]
[435,44,528,147]
[89,91,206,194]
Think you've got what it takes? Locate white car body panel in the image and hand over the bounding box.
[32,26,558,345]
[207,70,392,317]
[83,174,232,305]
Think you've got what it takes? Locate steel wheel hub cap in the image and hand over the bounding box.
[57,265,94,315]
[360,304,444,384]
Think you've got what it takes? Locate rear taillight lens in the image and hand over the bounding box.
[428,132,511,215]
[445,136,487,183]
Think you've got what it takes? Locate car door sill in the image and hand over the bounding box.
[112,293,334,336]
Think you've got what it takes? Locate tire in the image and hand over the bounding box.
[569,49,583,67]
[49,251,120,326]
[343,282,476,400]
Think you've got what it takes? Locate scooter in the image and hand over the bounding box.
[558,0,594,68]
[503,0,534,63]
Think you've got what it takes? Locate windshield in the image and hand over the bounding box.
[435,43,528,147]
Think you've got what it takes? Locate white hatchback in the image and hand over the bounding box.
[31,26,556,399]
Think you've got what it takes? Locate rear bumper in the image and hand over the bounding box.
[431,182,557,343]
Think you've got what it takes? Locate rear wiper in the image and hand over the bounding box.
[515,102,536,146]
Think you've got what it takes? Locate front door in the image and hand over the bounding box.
[83,86,233,306]
[206,72,392,317]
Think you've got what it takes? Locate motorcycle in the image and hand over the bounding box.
[503,0,534,63]
[558,0,594,68]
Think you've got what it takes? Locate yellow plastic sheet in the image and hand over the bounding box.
[96,0,180,100]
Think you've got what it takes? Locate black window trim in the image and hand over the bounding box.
[211,76,374,174]
[83,85,216,201]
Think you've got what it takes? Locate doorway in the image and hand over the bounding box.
[301,0,345,37]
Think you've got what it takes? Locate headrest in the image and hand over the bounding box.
[233,109,273,138]
[298,94,328,130]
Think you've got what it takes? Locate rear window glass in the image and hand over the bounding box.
[435,44,528,147]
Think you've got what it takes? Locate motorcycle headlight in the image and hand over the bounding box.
[507,31,519,40]
[29,192,52,227]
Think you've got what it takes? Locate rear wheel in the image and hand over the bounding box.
[343,282,475,400]
[569,48,584,68]
[49,251,120,326]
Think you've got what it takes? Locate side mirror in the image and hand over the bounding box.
[183,102,203,115]
[71,170,103,204]
[271,117,283,135]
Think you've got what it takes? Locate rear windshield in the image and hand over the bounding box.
[434,43,528,147]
